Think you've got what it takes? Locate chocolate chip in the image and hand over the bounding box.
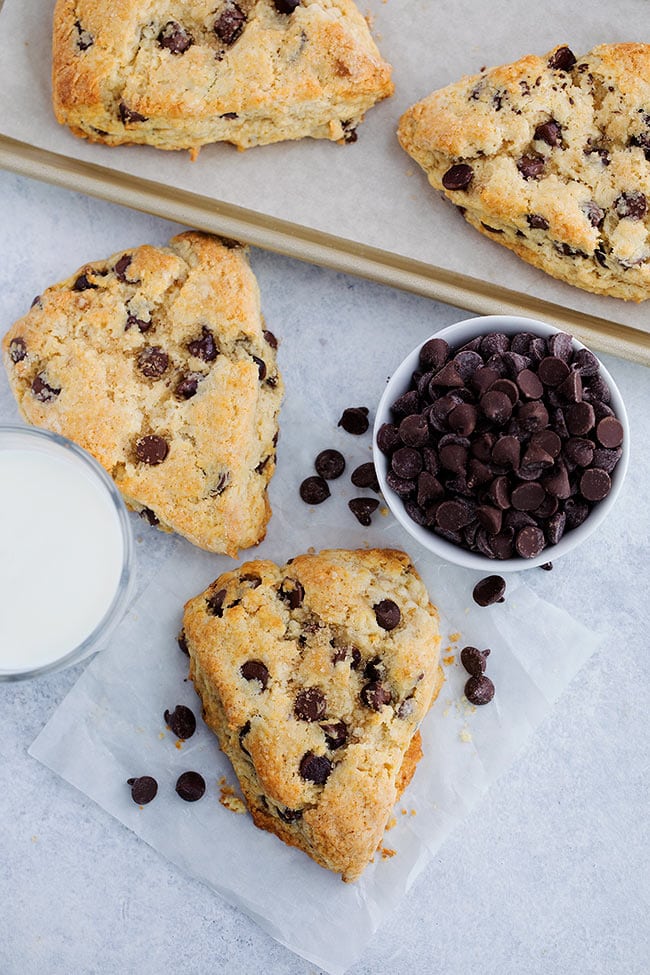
[548,46,576,71]
[460,646,491,676]
[135,435,168,465]
[515,525,546,558]
[119,102,148,124]
[615,191,647,220]
[315,449,345,480]
[436,499,473,531]
[376,422,401,454]
[480,390,513,424]
[472,575,506,606]
[517,401,549,432]
[158,20,194,53]
[360,681,392,710]
[374,599,400,630]
[125,313,151,333]
[477,504,502,534]
[294,687,326,722]
[580,467,611,502]
[517,155,545,180]
[391,390,420,420]
[431,361,464,388]
[127,776,158,805]
[564,498,589,529]
[278,807,303,823]
[209,472,230,497]
[448,403,478,436]
[175,372,201,399]
[348,497,379,526]
[177,630,189,655]
[75,20,94,50]
[386,470,415,498]
[251,355,266,380]
[164,704,197,740]
[338,406,369,435]
[274,0,301,11]
[351,462,380,491]
[392,446,423,479]
[517,368,544,399]
[399,412,430,447]
[464,675,495,706]
[31,374,61,402]
[114,254,133,282]
[566,401,595,436]
[175,771,206,802]
[419,338,450,369]
[137,346,169,379]
[538,357,570,387]
[511,482,545,511]
[300,475,330,504]
[564,437,594,467]
[442,164,474,190]
[321,721,348,749]
[527,214,549,230]
[596,417,624,449]
[206,588,227,616]
[188,326,218,362]
[8,338,27,363]
[540,561,553,571]
[299,752,332,784]
[139,506,159,526]
[279,579,304,609]
[263,329,278,349]
[240,660,270,690]
[535,119,562,146]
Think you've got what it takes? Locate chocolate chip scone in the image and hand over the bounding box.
[52,0,393,152]
[182,548,443,881]
[2,232,283,555]
[398,43,650,301]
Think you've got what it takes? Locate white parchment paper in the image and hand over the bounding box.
[1,0,650,342]
[29,396,603,975]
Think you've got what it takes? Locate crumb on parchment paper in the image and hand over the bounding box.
[385,816,397,831]
[218,776,246,814]
[380,847,396,860]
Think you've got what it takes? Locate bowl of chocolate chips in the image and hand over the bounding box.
[373,315,629,570]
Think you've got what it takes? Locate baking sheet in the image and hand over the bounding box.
[28,395,603,975]
[1,0,650,363]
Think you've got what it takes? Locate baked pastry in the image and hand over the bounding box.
[52,0,394,153]
[2,232,282,555]
[398,43,650,301]
[182,548,443,881]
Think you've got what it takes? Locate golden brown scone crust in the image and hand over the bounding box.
[2,232,283,555]
[398,43,650,301]
[182,548,443,882]
[52,0,393,150]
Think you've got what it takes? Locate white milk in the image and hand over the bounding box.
[0,442,126,674]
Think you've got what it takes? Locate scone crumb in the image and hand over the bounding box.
[385,816,397,831]
[158,732,165,740]
[460,727,473,744]
[443,654,455,666]
[449,632,461,643]
[174,741,182,750]
[380,847,397,860]
[218,776,247,815]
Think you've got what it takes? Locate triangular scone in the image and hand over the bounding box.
[1,232,282,555]
[398,43,650,301]
[182,548,443,882]
[52,0,394,151]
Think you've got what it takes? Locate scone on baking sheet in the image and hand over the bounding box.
[1,232,283,556]
[398,43,650,301]
[52,0,394,152]
[182,548,443,882]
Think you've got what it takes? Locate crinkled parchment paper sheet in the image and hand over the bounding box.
[29,396,603,974]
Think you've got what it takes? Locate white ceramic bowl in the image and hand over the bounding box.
[373,315,630,571]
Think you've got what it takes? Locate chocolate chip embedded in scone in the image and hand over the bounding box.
[182,548,443,882]
[398,43,650,301]
[1,231,283,555]
[52,0,394,152]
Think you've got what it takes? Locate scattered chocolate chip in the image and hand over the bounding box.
[240,660,270,690]
[135,435,169,465]
[175,372,201,399]
[348,497,379,526]
[321,721,348,749]
[548,46,576,71]
[137,346,169,379]
[472,575,506,606]
[8,338,27,363]
[127,776,158,805]
[188,326,218,362]
[175,771,206,802]
[460,646,491,676]
[31,374,61,402]
[442,164,474,190]
[374,599,400,630]
[299,752,332,784]
[294,687,326,722]
[360,681,392,710]
[338,406,369,435]
[464,674,495,706]
[540,561,553,570]
[300,475,330,504]
[164,704,197,740]
[351,462,379,491]
[177,630,189,655]
[119,102,148,124]
[158,20,194,53]
[315,449,345,480]
[615,191,647,221]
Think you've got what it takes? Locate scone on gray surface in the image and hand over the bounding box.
[52,0,394,152]
[1,232,283,556]
[398,43,650,301]
[182,548,443,882]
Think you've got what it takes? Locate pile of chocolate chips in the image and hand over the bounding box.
[299,407,383,526]
[377,330,624,560]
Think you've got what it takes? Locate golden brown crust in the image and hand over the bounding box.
[183,548,443,881]
[1,232,283,555]
[52,0,393,150]
[398,43,650,301]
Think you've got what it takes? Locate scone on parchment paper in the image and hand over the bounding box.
[398,43,650,301]
[1,232,283,556]
[182,548,443,882]
[52,0,394,152]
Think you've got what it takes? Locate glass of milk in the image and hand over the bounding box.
[0,425,134,680]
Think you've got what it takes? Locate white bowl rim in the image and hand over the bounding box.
[373,314,630,572]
